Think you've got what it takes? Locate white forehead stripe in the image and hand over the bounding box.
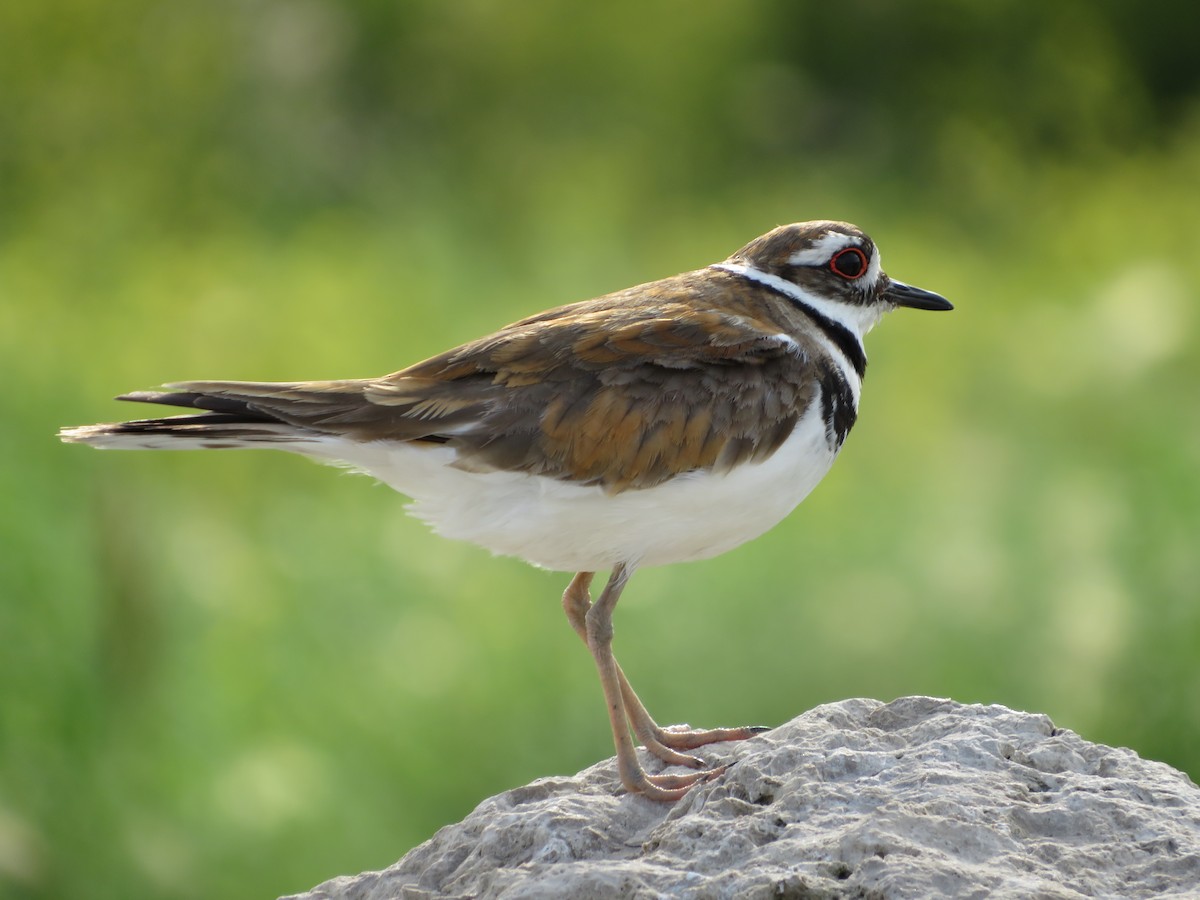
[786,231,859,266]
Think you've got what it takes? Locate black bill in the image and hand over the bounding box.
[884,278,953,311]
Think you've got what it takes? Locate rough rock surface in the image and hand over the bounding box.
[285,697,1200,899]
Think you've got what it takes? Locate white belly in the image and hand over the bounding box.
[298,401,839,572]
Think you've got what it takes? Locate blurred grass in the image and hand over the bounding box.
[2,2,1200,899]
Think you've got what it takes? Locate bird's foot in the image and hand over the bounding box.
[621,724,769,800]
[651,722,770,751]
[623,761,729,802]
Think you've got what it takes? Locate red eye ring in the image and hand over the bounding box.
[830,247,868,279]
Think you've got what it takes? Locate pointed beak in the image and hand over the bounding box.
[883,278,953,311]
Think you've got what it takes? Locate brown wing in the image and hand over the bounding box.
[112,272,820,492]
[364,274,819,491]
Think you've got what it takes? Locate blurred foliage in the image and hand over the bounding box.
[2,1,1199,898]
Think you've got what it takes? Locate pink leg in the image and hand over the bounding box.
[564,568,767,801]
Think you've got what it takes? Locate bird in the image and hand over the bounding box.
[60,220,952,801]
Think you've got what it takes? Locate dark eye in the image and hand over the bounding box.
[829,247,868,279]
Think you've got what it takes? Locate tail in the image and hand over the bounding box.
[59,381,368,451]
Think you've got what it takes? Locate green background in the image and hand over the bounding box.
[2,1,1198,897]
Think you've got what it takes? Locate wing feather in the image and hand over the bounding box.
[74,272,822,492]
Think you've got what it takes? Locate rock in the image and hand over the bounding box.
[284,697,1200,899]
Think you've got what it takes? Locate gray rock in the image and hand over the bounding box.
[285,697,1200,899]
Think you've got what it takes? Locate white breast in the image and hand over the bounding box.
[295,398,840,572]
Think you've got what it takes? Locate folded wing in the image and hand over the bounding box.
[61,276,819,492]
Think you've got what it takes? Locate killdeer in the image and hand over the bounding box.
[60,220,951,801]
